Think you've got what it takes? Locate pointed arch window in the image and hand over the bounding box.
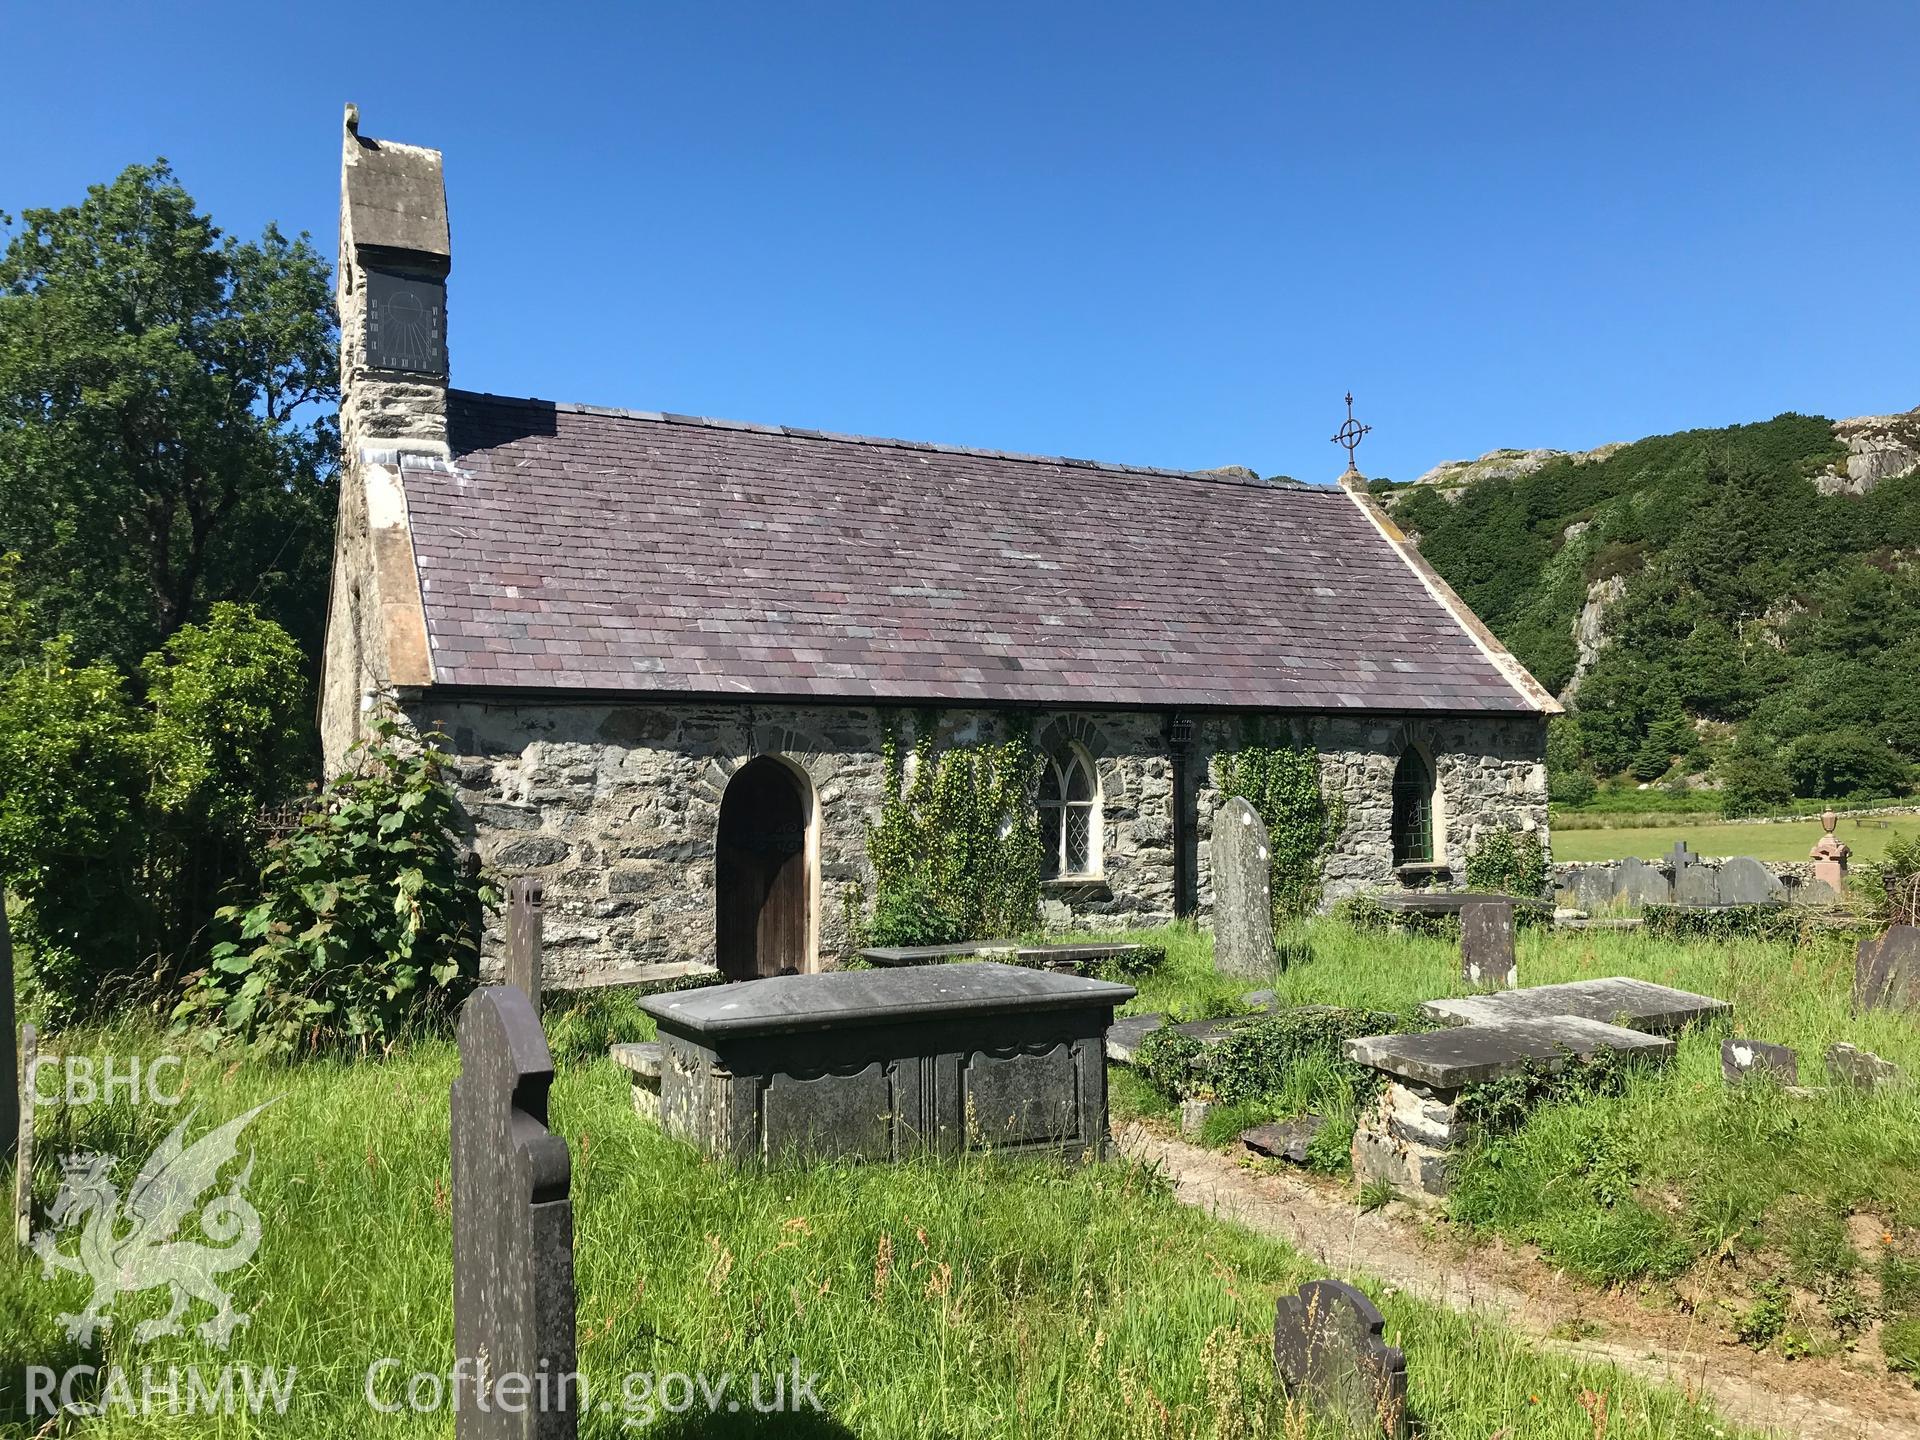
[1391,748,1436,866]
[1039,745,1101,878]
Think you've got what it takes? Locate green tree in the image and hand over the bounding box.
[0,637,148,1008]
[1784,729,1911,801]
[0,162,337,670]
[144,602,310,836]
[1716,732,1793,817]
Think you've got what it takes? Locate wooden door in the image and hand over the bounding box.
[716,757,810,980]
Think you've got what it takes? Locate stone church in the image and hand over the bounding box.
[320,110,1558,986]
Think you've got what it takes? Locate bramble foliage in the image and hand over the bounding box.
[0,162,337,669]
[1380,416,1920,807]
[863,716,1042,947]
[174,719,495,1057]
[1464,828,1548,896]
[1210,726,1345,920]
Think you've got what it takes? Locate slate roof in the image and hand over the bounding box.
[395,391,1544,712]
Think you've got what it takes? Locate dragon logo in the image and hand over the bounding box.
[32,1100,278,1348]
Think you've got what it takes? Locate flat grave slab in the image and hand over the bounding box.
[859,941,1150,974]
[1345,1015,1675,1090]
[1420,976,1729,1035]
[1372,891,1549,918]
[1106,1013,1165,1064]
[641,962,1134,1163]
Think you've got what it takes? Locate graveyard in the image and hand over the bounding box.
[4,18,1920,1439]
[7,902,1920,1438]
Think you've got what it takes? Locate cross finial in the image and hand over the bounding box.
[1331,392,1371,473]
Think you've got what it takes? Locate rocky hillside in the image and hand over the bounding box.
[1371,408,1920,808]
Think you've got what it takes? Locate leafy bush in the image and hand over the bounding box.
[1211,727,1345,920]
[0,589,313,1017]
[1464,828,1548,896]
[1134,1005,1397,1104]
[174,719,494,1057]
[1456,1051,1632,1140]
[1642,903,1803,942]
[144,603,309,836]
[0,636,147,1010]
[863,718,1042,947]
[1784,728,1911,801]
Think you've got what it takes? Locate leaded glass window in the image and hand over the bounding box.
[1039,746,1100,877]
[1391,748,1435,865]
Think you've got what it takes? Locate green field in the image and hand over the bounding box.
[1550,814,1920,863]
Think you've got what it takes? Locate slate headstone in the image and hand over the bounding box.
[1571,865,1620,913]
[1716,857,1783,906]
[1273,1278,1409,1439]
[1826,1042,1905,1093]
[1670,844,1719,906]
[504,877,545,1011]
[1459,899,1517,991]
[1242,1114,1327,1163]
[11,1022,30,1249]
[451,985,577,1439]
[1211,798,1275,979]
[1105,1012,1165,1065]
[1721,1037,1798,1087]
[0,891,15,1169]
[1616,857,1671,908]
[1854,925,1920,1015]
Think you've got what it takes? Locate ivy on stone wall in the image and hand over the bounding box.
[861,714,1044,947]
[1211,725,1346,920]
[1464,829,1549,897]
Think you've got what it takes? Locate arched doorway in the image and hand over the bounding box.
[716,757,813,981]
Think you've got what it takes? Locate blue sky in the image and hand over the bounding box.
[9,2,1917,481]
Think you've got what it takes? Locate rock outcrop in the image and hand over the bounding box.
[1813,408,1920,496]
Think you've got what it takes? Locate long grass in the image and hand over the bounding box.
[0,1010,1764,1438]
[1097,917,1920,1362]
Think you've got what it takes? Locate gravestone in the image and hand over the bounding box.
[450,985,577,1439]
[641,963,1131,1164]
[1669,842,1719,906]
[1827,1042,1905,1092]
[1,891,15,1168]
[1273,1278,1409,1439]
[1241,1114,1326,1163]
[1105,1012,1165,1065]
[1458,899,1517,991]
[1616,857,1671,908]
[1722,1037,1798,1087]
[504,877,545,1011]
[1570,865,1619,913]
[1421,976,1730,1035]
[1717,857,1783,906]
[1854,925,1920,1014]
[1347,1014,1674,1090]
[12,1023,30,1248]
[609,1041,662,1120]
[1211,798,1274,979]
[1810,809,1852,896]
